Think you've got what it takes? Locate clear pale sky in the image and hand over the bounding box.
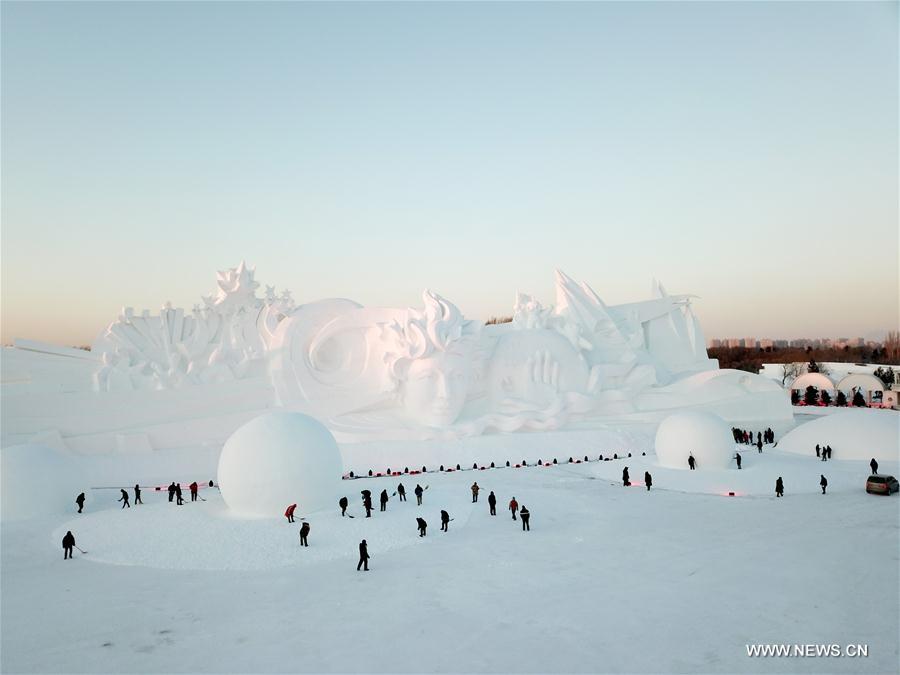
[2,1,897,346]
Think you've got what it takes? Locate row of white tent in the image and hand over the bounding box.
[789,372,889,405]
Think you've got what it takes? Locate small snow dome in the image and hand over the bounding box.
[217,412,342,518]
[655,411,734,470]
[1,443,84,521]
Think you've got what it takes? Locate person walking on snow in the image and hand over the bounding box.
[380,489,389,512]
[62,531,76,560]
[870,458,879,475]
[820,475,828,494]
[688,454,696,470]
[189,481,199,502]
[168,482,176,502]
[622,467,630,487]
[488,491,497,516]
[299,522,310,547]
[175,483,184,505]
[775,477,784,498]
[471,482,480,502]
[361,490,373,518]
[735,452,742,470]
[644,471,652,491]
[416,517,427,537]
[285,503,297,523]
[414,484,424,506]
[815,444,820,458]
[520,506,530,531]
[509,497,519,520]
[118,489,130,509]
[339,496,349,516]
[75,492,85,514]
[756,439,763,453]
[357,539,369,571]
[397,483,406,502]
[134,484,142,505]
[440,510,450,532]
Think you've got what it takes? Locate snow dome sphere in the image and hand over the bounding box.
[655,411,734,470]
[1,444,84,521]
[217,411,342,518]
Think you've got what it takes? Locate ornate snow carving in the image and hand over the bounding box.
[92,262,294,391]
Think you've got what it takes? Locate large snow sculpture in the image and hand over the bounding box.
[85,263,789,443]
[217,411,342,518]
[655,411,735,470]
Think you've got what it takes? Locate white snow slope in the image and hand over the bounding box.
[2,445,898,674]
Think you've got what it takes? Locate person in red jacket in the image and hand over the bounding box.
[189,481,199,502]
[509,497,518,520]
[285,503,297,523]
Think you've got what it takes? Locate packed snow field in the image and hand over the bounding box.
[2,443,898,674]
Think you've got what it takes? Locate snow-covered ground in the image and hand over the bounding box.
[2,442,898,673]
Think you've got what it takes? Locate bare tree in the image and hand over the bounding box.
[781,362,802,386]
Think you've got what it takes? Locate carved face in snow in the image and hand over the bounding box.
[402,350,470,427]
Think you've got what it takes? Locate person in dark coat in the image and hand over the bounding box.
[75,493,86,514]
[416,517,427,537]
[339,496,349,516]
[189,481,199,502]
[414,484,424,506]
[134,484,142,505]
[118,489,130,509]
[520,506,530,531]
[509,497,518,520]
[361,490,373,517]
[168,482,176,502]
[870,458,878,475]
[757,432,761,445]
[735,452,742,470]
[380,489,389,512]
[175,483,184,505]
[357,539,369,571]
[397,483,406,502]
[622,467,630,486]
[815,444,820,458]
[688,454,696,470]
[488,491,497,516]
[299,522,310,547]
[471,482,480,502]
[285,503,297,523]
[756,439,763,454]
[62,531,76,560]
[440,510,450,532]
[644,471,652,491]
[820,475,828,494]
[775,477,784,498]
[826,445,832,460]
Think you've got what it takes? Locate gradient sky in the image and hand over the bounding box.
[2,1,897,346]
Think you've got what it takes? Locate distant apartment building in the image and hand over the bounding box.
[758,339,774,350]
[726,338,743,348]
[773,339,789,348]
[744,337,757,349]
[708,338,722,348]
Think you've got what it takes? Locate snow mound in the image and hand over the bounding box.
[778,409,899,462]
[1,443,84,521]
[217,411,342,518]
[655,411,734,470]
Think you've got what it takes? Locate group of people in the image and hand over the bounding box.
[814,444,834,461]
[732,427,775,453]
[347,480,535,570]
[621,466,653,491]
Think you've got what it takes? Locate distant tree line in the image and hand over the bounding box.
[708,345,896,374]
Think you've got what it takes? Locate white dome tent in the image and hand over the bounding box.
[835,373,886,406]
